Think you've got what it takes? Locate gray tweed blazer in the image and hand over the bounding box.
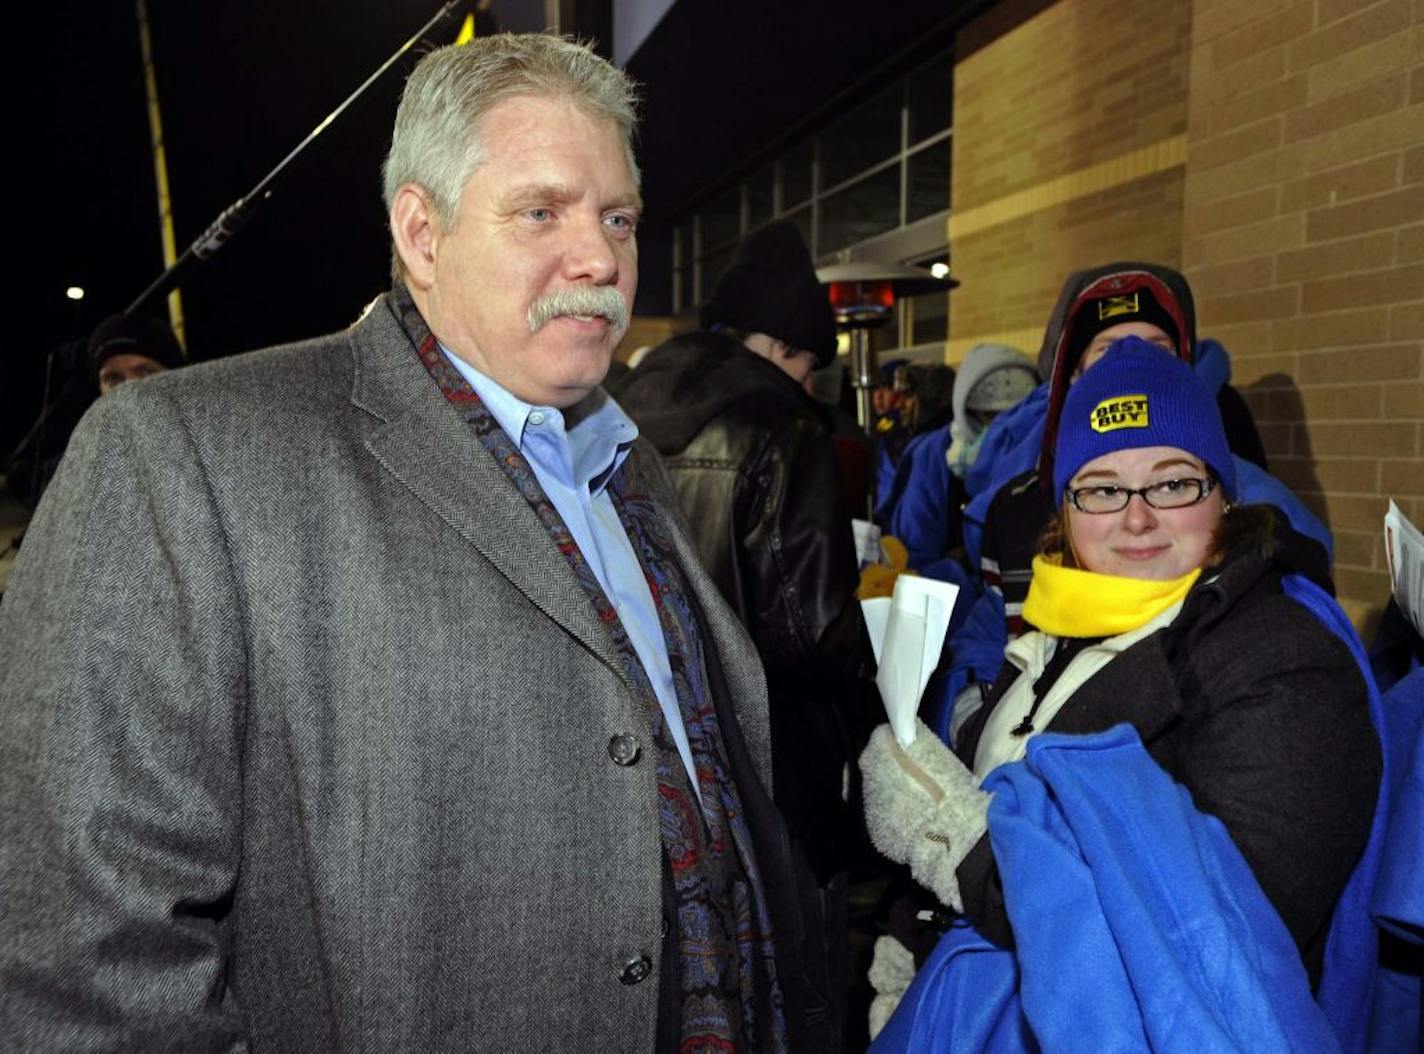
[0,296,778,1052]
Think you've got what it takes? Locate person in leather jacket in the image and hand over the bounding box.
[612,221,882,884]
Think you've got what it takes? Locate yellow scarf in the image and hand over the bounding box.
[1021,554,1201,638]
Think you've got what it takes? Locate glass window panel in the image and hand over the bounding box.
[782,206,812,253]
[676,220,695,267]
[698,243,737,303]
[869,316,901,354]
[819,165,901,254]
[780,142,813,209]
[910,289,950,346]
[906,138,952,223]
[818,85,902,191]
[677,267,694,313]
[908,54,953,145]
[699,185,742,252]
[747,166,774,230]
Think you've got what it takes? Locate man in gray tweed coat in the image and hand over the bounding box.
[0,36,832,1052]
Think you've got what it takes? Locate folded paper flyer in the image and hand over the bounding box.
[1384,500,1424,641]
[862,574,960,747]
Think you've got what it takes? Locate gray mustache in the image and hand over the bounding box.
[527,287,630,334]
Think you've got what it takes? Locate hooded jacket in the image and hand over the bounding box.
[884,347,1037,576]
[1034,262,1197,486]
[612,330,881,879]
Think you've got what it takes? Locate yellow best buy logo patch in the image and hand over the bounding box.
[1091,395,1149,433]
[1097,293,1140,321]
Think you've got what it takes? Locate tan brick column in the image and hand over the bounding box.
[947,0,1192,361]
[1183,0,1424,628]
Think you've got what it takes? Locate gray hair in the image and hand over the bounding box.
[383,34,640,238]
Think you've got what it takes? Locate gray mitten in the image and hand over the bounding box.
[860,719,989,911]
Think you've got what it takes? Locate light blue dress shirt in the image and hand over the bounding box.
[442,348,702,799]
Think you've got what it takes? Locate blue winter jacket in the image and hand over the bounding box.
[886,424,953,571]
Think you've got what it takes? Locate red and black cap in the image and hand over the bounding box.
[1036,263,1197,483]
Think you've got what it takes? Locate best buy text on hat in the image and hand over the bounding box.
[1097,292,1141,321]
[1091,394,1150,433]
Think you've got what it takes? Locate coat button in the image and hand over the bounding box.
[619,954,653,985]
[608,733,642,766]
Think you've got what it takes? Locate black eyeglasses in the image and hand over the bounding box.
[1066,476,1217,515]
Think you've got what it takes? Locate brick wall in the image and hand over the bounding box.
[1182,0,1424,628]
[947,0,1193,360]
[945,0,1422,629]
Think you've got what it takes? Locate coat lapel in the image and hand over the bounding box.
[346,299,630,685]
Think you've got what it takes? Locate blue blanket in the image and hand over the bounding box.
[1281,575,1424,1053]
[871,725,1340,1053]
[1367,667,1424,1054]
[879,577,1423,1050]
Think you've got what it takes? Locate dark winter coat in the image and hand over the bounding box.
[953,545,1382,985]
[0,300,837,1051]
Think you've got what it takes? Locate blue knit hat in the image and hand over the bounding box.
[1053,336,1236,506]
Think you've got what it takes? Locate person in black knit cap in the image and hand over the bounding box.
[614,222,881,874]
[6,313,183,512]
[88,312,184,395]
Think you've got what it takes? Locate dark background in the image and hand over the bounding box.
[14,0,964,455]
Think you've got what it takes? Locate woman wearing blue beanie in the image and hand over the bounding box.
[859,337,1383,1046]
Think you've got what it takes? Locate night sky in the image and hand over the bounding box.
[16,2,476,452]
[16,0,961,456]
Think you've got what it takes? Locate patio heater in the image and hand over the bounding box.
[816,261,959,436]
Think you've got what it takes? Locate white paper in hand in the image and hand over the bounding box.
[861,576,960,748]
[862,596,891,665]
[1384,500,1424,640]
[852,518,884,569]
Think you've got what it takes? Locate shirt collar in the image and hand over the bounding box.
[439,345,638,495]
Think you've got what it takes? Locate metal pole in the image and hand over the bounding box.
[126,1,462,316]
[135,0,186,353]
[847,327,878,520]
[848,327,876,434]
